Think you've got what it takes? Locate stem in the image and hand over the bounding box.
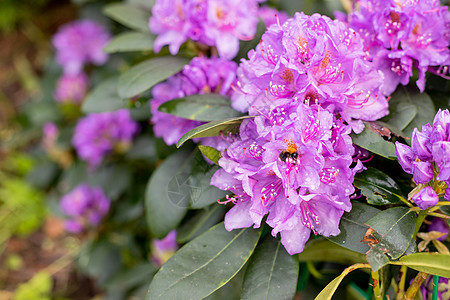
[306,261,324,279]
[402,272,428,300]
[399,196,414,207]
[372,270,382,299]
[428,212,450,220]
[432,275,439,300]
[396,265,408,300]
[436,201,450,206]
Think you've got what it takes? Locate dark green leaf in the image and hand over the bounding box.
[176,116,254,148]
[204,266,245,300]
[145,150,190,238]
[177,205,226,243]
[82,77,125,113]
[429,91,450,110]
[103,3,151,32]
[88,164,131,201]
[104,31,155,53]
[389,86,436,140]
[126,135,157,163]
[146,223,261,300]
[390,253,450,277]
[118,56,190,99]
[328,202,380,254]
[105,263,157,291]
[77,239,122,286]
[241,236,299,300]
[187,152,228,209]
[300,239,367,266]
[158,94,240,121]
[383,101,417,131]
[365,207,417,271]
[353,168,406,205]
[350,123,397,160]
[198,145,221,165]
[26,162,59,189]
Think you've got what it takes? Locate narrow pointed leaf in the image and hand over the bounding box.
[103,3,151,32]
[176,116,254,148]
[314,264,371,300]
[158,94,240,121]
[353,168,406,205]
[146,223,261,300]
[145,150,190,238]
[118,56,190,99]
[104,32,155,53]
[241,236,299,300]
[390,253,450,277]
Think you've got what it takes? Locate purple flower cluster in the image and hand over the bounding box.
[151,56,237,147]
[52,20,111,75]
[421,275,450,300]
[151,230,178,267]
[211,102,362,254]
[54,72,89,104]
[336,0,450,95]
[60,184,110,233]
[149,0,261,59]
[73,109,139,168]
[232,12,389,133]
[396,109,450,209]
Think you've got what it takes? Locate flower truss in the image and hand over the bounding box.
[212,102,363,254]
[232,12,389,133]
[336,0,450,95]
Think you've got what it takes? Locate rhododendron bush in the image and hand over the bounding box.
[21,0,450,299]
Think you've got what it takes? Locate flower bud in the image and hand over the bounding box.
[412,161,434,184]
[411,128,432,161]
[395,142,414,174]
[412,186,439,210]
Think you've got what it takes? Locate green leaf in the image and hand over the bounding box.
[350,122,397,160]
[300,239,367,266]
[389,86,436,140]
[241,236,299,300]
[383,101,418,131]
[315,264,371,300]
[187,152,228,209]
[103,3,151,32]
[87,164,132,201]
[145,150,191,238]
[177,205,226,244]
[105,263,157,291]
[365,207,417,271]
[176,116,254,148]
[77,239,122,286]
[146,223,261,300]
[104,31,155,53]
[158,94,241,121]
[118,56,190,99]
[14,271,52,300]
[328,202,380,254]
[82,77,125,113]
[198,145,222,165]
[353,168,406,205]
[390,253,450,277]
